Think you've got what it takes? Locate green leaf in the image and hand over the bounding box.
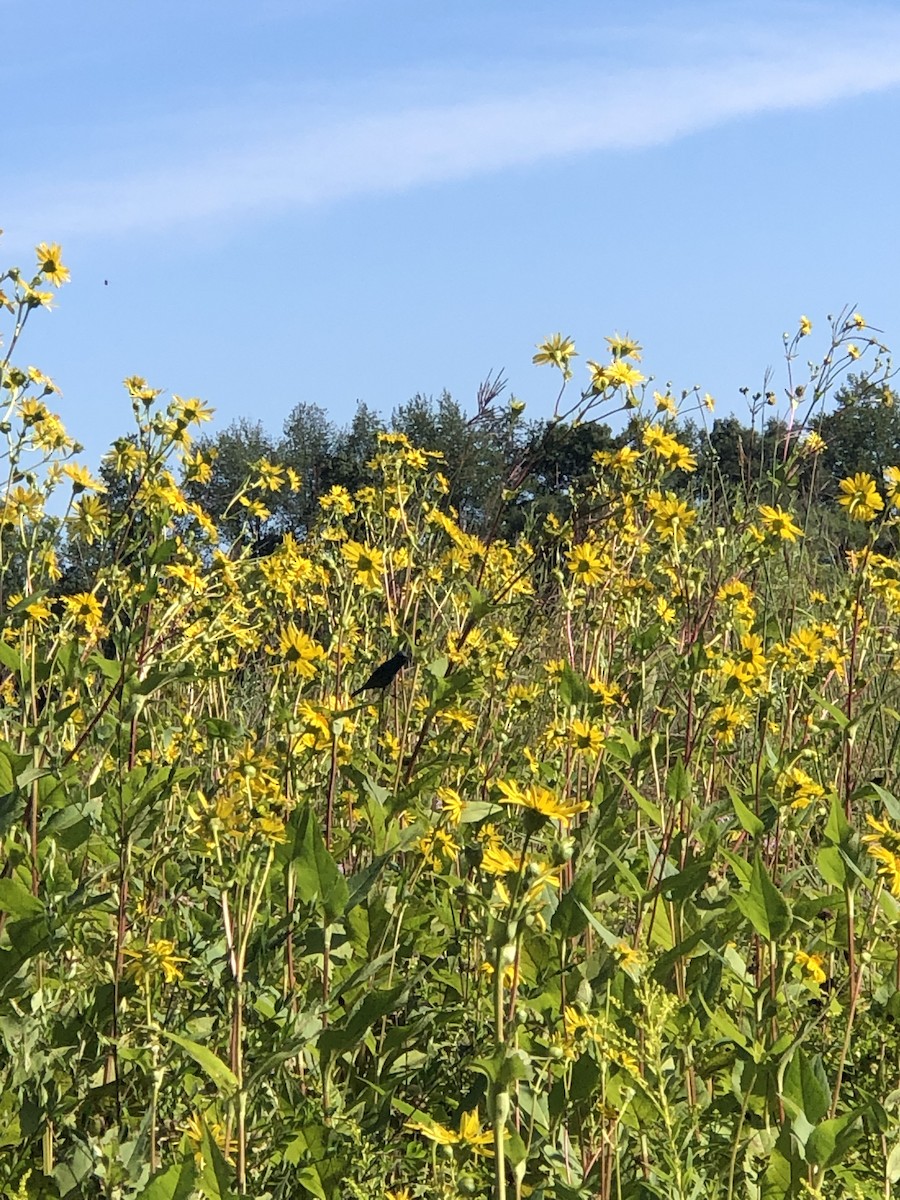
[666,758,692,804]
[551,869,594,939]
[197,1116,236,1198]
[559,666,591,707]
[816,844,846,888]
[730,787,764,837]
[295,1167,328,1200]
[887,1138,900,1183]
[806,1110,863,1167]
[824,791,852,847]
[136,1157,197,1200]
[0,877,44,918]
[318,984,405,1057]
[0,914,51,985]
[159,1032,238,1098]
[737,853,792,941]
[281,804,348,924]
[425,656,449,680]
[782,1049,830,1127]
[0,742,14,796]
[761,1128,800,1199]
[0,643,21,674]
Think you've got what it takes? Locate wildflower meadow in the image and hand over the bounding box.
[3,242,900,1200]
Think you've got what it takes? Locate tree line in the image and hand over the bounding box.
[47,372,900,595]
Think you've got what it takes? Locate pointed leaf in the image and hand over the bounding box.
[136,1157,197,1200]
[737,853,792,941]
[159,1032,238,1098]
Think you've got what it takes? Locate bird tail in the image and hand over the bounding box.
[350,686,364,698]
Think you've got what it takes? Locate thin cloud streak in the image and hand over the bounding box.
[9,18,900,243]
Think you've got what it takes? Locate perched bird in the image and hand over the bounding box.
[351,650,410,697]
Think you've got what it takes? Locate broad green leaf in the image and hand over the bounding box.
[0,915,52,984]
[318,984,405,1057]
[887,1138,900,1183]
[816,844,846,888]
[0,643,21,674]
[824,791,852,847]
[666,758,692,804]
[294,1167,328,1200]
[737,853,792,941]
[806,1110,863,1167]
[197,1117,236,1199]
[761,1128,800,1199]
[559,665,591,707]
[551,869,594,939]
[136,1157,197,1200]
[0,742,14,796]
[0,878,44,918]
[425,655,449,679]
[280,804,348,923]
[782,1049,830,1127]
[160,1032,238,1098]
[730,787,764,836]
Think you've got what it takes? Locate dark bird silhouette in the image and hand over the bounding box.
[351,650,410,697]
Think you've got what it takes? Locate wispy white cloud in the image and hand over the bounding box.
[7,7,900,243]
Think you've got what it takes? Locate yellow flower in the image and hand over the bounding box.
[26,366,60,394]
[884,466,900,500]
[647,491,697,545]
[566,540,605,586]
[594,446,641,476]
[605,332,642,360]
[568,718,604,757]
[123,938,187,985]
[533,333,577,373]
[795,949,827,986]
[34,242,70,287]
[614,941,647,973]
[847,343,861,360]
[602,360,645,388]
[758,504,803,542]
[342,540,384,587]
[438,705,477,732]
[251,458,285,492]
[124,375,161,404]
[863,814,900,896]
[172,395,214,426]
[62,592,105,635]
[276,624,325,679]
[588,678,623,708]
[709,700,751,747]
[437,787,466,824]
[481,844,522,875]
[641,427,696,471]
[405,1107,493,1156]
[320,485,353,514]
[653,390,679,417]
[418,828,460,870]
[851,312,866,328]
[70,494,108,544]
[655,595,676,625]
[494,779,589,827]
[63,464,107,494]
[799,315,812,336]
[837,472,884,522]
[778,766,826,810]
[25,599,53,625]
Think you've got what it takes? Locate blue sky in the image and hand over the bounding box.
[4,0,900,465]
